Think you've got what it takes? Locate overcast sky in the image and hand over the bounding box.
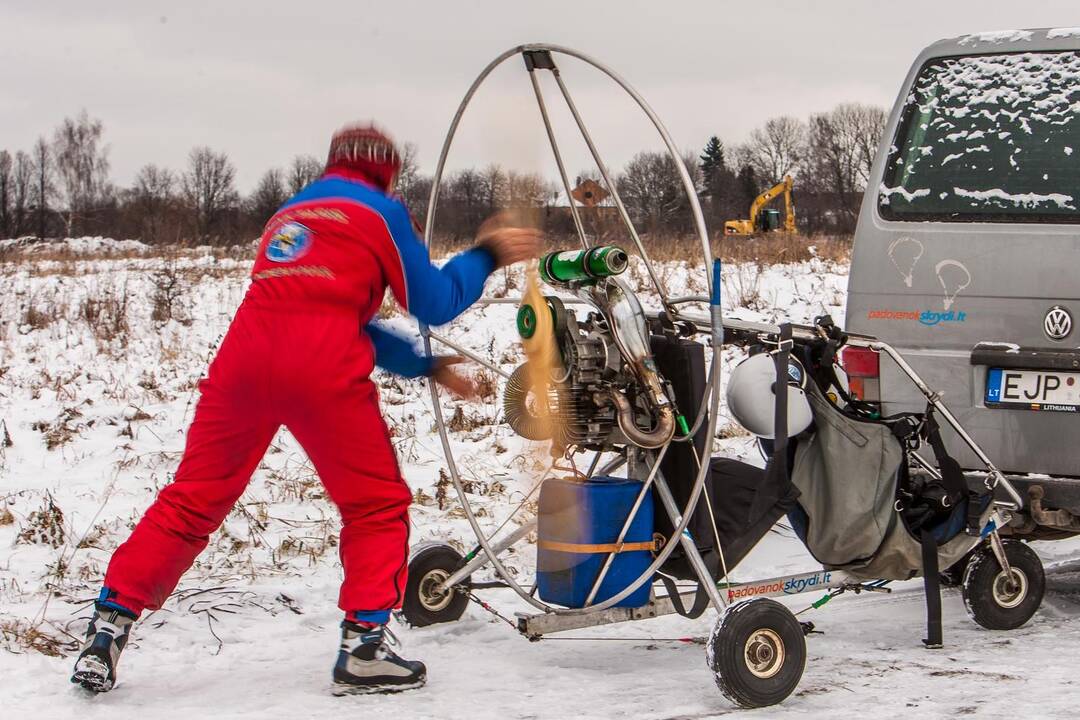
[3,0,1079,192]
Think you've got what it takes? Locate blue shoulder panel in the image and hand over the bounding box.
[280,176,495,327]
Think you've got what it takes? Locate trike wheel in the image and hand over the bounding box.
[962,541,1044,631]
[707,598,806,708]
[399,544,471,627]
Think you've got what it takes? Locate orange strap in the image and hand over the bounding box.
[538,539,656,554]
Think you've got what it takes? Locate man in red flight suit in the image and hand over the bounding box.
[71,124,541,695]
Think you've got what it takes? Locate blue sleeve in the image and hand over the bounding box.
[381,201,496,326]
[365,322,434,379]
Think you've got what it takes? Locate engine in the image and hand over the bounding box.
[503,248,676,454]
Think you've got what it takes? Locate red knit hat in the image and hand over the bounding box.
[326,123,402,191]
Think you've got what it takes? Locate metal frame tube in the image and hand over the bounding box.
[651,467,727,610]
[518,568,855,637]
[525,68,589,250]
[582,443,671,606]
[674,312,1024,512]
[428,331,513,381]
[543,51,712,298]
[420,44,719,617]
[439,520,537,591]
[548,71,673,316]
[866,339,1024,509]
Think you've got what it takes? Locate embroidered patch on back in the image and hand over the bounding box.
[266,222,313,263]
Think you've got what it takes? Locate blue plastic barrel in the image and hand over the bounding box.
[536,476,654,609]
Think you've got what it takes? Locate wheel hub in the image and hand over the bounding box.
[744,628,785,679]
[418,569,454,612]
[992,568,1028,609]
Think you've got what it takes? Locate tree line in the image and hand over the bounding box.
[0,103,885,246]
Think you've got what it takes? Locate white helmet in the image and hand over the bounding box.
[726,352,814,439]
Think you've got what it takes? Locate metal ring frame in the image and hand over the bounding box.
[420,44,722,616]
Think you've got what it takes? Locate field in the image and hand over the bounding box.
[1,238,1078,719]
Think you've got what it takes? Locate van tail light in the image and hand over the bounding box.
[841,346,881,402]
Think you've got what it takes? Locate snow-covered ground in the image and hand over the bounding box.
[1,239,1078,719]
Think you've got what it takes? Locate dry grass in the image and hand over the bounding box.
[640,232,852,265]
[31,407,87,451]
[16,494,66,547]
[19,295,63,332]
[79,282,130,344]
[0,618,76,657]
[436,230,850,267]
[0,241,253,265]
[151,264,189,324]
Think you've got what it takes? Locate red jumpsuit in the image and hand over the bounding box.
[101,170,494,617]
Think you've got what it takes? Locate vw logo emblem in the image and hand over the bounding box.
[1044,306,1072,341]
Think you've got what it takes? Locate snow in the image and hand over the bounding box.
[957,30,1034,46]
[879,185,930,204]
[953,186,1075,209]
[1,244,1078,718]
[0,236,153,256]
[1047,27,1080,39]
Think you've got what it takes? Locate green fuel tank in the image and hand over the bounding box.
[539,246,628,285]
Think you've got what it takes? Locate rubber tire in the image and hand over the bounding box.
[707,598,806,708]
[399,544,471,628]
[961,541,1044,631]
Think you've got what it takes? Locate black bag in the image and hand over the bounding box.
[651,334,799,587]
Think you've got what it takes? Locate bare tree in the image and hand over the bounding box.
[443,168,485,239]
[11,151,33,237]
[395,143,420,197]
[479,164,508,214]
[288,154,323,194]
[181,147,238,242]
[801,103,887,229]
[31,137,55,239]
[616,151,685,234]
[128,164,176,243]
[739,116,805,186]
[401,175,433,224]
[248,167,288,226]
[0,151,11,238]
[847,104,887,188]
[52,110,112,236]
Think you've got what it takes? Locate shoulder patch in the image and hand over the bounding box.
[266,222,313,263]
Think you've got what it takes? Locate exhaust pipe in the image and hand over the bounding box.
[606,389,675,449]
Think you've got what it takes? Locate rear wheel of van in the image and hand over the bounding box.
[961,541,1044,631]
[708,598,806,708]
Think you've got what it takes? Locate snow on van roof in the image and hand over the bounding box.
[1047,27,1080,39]
[936,27,1080,52]
[957,29,1034,46]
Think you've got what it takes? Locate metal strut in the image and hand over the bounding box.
[524,50,590,251]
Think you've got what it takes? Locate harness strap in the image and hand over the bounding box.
[924,407,987,532]
[537,539,657,554]
[658,568,713,620]
[920,527,944,649]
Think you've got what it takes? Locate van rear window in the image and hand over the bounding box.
[880,51,1080,223]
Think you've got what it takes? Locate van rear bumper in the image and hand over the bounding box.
[970,343,1080,371]
[969,472,1080,536]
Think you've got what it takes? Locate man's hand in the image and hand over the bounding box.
[431,357,481,400]
[476,211,543,268]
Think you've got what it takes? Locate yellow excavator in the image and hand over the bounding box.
[724,175,796,236]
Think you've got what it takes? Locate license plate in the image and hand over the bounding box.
[986,368,1080,412]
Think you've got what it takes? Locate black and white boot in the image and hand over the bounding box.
[332,621,426,695]
[71,603,135,692]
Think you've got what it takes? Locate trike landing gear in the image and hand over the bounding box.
[707,598,807,709]
[399,543,472,628]
[962,540,1045,631]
